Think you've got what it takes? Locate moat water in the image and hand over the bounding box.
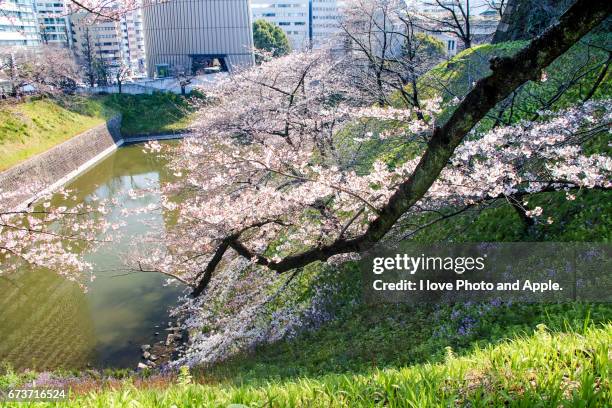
[0,142,185,370]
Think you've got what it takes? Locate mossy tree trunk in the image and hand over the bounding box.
[493,0,575,43]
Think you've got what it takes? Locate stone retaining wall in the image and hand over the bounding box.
[0,116,122,211]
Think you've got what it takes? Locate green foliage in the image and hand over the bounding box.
[412,33,445,58]
[177,366,192,387]
[397,189,612,243]
[253,19,291,59]
[396,32,611,128]
[96,92,203,136]
[0,363,36,390]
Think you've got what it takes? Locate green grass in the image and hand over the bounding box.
[394,31,611,128]
[397,189,612,243]
[0,98,112,171]
[0,92,202,171]
[95,92,203,137]
[3,324,610,407]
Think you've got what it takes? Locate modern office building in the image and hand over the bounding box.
[0,0,40,47]
[35,0,72,47]
[311,0,343,46]
[142,0,255,78]
[251,0,343,51]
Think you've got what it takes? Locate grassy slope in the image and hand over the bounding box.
[0,93,201,171]
[0,98,111,171]
[96,92,202,137]
[7,325,609,407]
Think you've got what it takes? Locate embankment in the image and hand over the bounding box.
[0,116,122,211]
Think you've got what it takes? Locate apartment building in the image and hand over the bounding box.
[251,0,343,51]
[0,0,40,47]
[35,0,72,47]
[119,8,146,75]
[71,9,146,77]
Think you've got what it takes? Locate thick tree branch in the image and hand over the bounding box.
[192,0,611,295]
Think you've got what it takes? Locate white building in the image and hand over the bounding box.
[119,8,146,76]
[251,0,310,50]
[0,0,40,47]
[251,0,343,51]
[35,0,72,47]
[311,0,343,46]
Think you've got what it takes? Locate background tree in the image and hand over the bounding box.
[253,19,291,60]
[114,62,132,94]
[0,47,81,97]
[173,64,194,95]
[340,0,445,111]
[94,58,111,87]
[419,0,475,50]
[80,27,98,87]
[484,0,506,19]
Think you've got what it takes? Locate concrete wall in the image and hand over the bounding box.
[77,73,227,95]
[0,116,122,211]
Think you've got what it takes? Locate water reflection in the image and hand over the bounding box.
[0,142,184,370]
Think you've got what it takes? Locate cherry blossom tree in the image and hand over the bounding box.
[65,0,140,21]
[158,95,610,365]
[0,47,81,97]
[130,0,611,297]
[0,0,609,303]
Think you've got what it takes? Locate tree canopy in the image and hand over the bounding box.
[253,19,292,59]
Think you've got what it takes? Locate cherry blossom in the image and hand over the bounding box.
[132,48,610,298]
